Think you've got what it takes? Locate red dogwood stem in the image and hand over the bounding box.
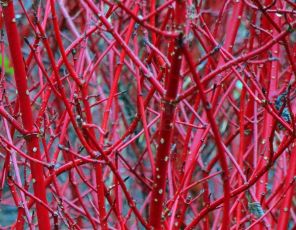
[148,34,183,228]
[2,1,51,229]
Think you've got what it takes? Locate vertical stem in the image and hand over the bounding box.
[1,1,51,229]
[149,2,186,228]
[236,85,246,229]
[148,34,183,229]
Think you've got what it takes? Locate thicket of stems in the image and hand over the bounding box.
[0,0,296,229]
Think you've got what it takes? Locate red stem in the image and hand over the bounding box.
[148,35,183,228]
[2,1,51,228]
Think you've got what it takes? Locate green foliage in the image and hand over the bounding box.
[0,54,14,76]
